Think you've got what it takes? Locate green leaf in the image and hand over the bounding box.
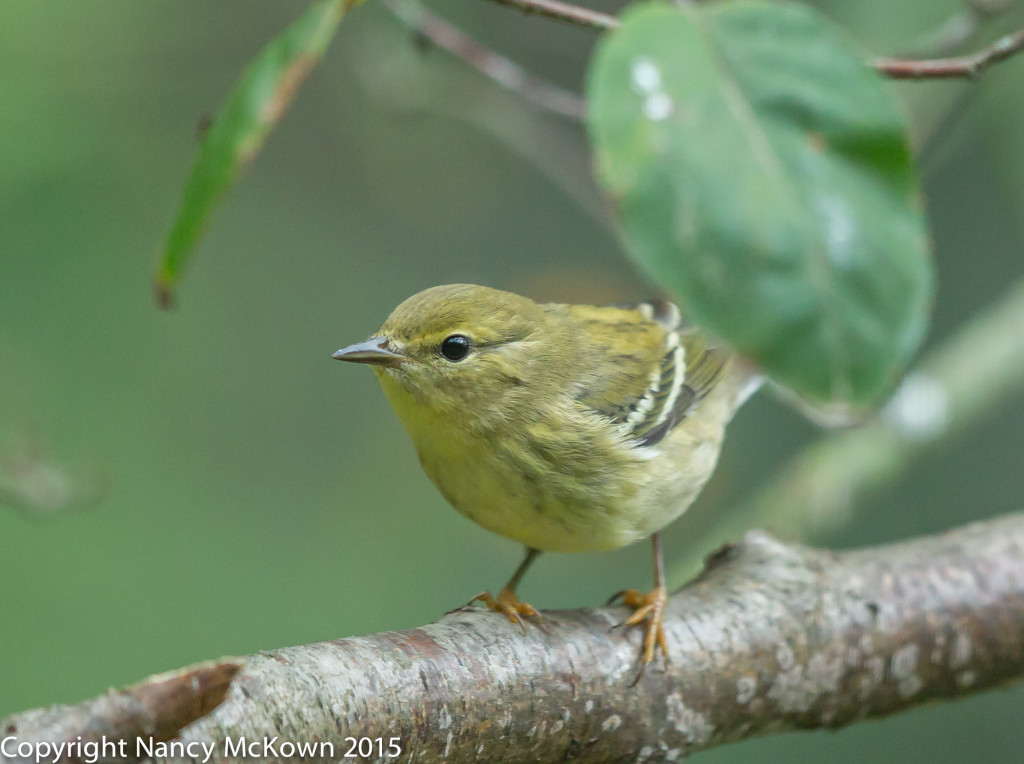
[587,1,933,407]
[153,0,356,307]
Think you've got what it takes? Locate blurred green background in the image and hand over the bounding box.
[2,1,1023,761]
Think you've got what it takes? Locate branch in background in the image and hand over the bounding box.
[361,0,1023,147]
[368,0,1021,136]
[479,0,1024,80]
[680,279,1024,578]
[381,0,586,120]
[6,513,1024,763]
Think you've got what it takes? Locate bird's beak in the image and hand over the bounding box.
[332,337,404,367]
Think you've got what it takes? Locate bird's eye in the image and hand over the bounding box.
[440,334,472,362]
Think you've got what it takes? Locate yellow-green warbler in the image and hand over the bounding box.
[334,284,758,667]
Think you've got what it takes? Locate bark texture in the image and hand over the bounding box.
[4,513,1024,763]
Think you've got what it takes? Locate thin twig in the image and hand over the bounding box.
[485,0,617,31]
[874,28,1024,78]
[6,514,1024,762]
[381,0,586,119]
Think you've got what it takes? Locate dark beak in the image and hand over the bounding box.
[332,337,404,367]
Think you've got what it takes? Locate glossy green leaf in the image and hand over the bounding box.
[154,0,355,307]
[587,1,933,407]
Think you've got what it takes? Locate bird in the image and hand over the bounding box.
[333,283,757,669]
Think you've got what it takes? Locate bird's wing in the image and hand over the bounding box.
[569,300,729,447]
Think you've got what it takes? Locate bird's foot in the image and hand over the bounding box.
[469,588,542,633]
[609,585,669,677]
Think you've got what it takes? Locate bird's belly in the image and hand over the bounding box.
[413,428,721,554]
[425,454,596,552]
[421,450,623,552]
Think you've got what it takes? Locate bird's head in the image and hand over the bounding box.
[333,284,553,417]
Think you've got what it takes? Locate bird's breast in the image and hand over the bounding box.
[376,372,723,553]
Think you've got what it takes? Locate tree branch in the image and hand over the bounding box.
[6,513,1024,763]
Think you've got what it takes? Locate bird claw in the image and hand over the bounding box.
[469,588,542,634]
[609,585,669,681]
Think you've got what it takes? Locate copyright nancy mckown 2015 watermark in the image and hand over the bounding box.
[1,735,403,763]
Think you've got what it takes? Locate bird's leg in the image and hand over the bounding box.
[469,547,542,632]
[609,533,669,673]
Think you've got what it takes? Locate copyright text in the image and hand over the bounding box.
[1,735,402,763]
